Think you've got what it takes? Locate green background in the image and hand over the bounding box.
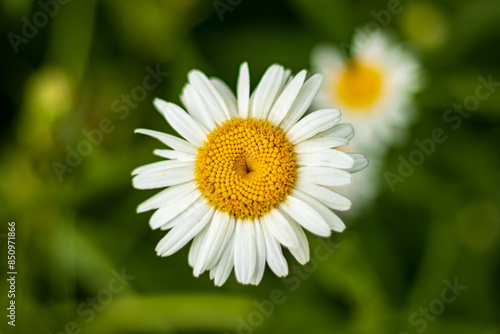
[1,0,499,333]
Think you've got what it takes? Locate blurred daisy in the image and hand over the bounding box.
[311,29,422,155]
[132,63,367,286]
[311,29,422,212]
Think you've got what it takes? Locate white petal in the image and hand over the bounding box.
[212,236,235,286]
[153,98,208,147]
[206,216,236,270]
[132,160,194,175]
[280,74,323,132]
[159,196,204,230]
[153,149,196,162]
[286,109,341,145]
[250,219,266,285]
[262,224,288,277]
[296,149,354,169]
[149,189,201,229]
[135,128,197,154]
[188,223,211,267]
[132,166,195,189]
[233,219,256,284]
[295,181,351,211]
[297,166,351,187]
[276,209,310,264]
[137,181,197,213]
[261,208,300,249]
[311,123,354,141]
[211,78,238,118]
[193,211,235,276]
[291,189,345,232]
[344,153,369,173]
[181,84,217,131]
[237,62,250,119]
[156,204,214,257]
[276,69,293,97]
[188,70,230,125]
[293,137,348,154]
[311,44,344,73]
[267,70,307,126]
[250,65,284,119]
[279,195,331,237]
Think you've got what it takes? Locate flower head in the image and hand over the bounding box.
[132,62,367,286]
[311,29,422,213]
[312,29,422,155]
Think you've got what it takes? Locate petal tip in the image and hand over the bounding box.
[153,98,168,112]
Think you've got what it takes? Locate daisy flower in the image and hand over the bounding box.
[311,29,422,212]
[311,29,422,155]
[132,63,367,286]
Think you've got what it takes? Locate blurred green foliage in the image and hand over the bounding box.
[1,0,499,333]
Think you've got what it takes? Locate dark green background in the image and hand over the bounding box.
[1,0,499,333]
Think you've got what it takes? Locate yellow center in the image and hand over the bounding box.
[194,117,297,219]
[336,61,383,109]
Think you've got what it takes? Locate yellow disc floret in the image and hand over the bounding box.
[335,61,383,109]
[195,117,297,219]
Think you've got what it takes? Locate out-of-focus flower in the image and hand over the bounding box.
[311,29,422,155]
[132,63,367,286]
[311,29,422,212]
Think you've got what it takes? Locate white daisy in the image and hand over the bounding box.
[132,62,367,286]
[311,29,422,155]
